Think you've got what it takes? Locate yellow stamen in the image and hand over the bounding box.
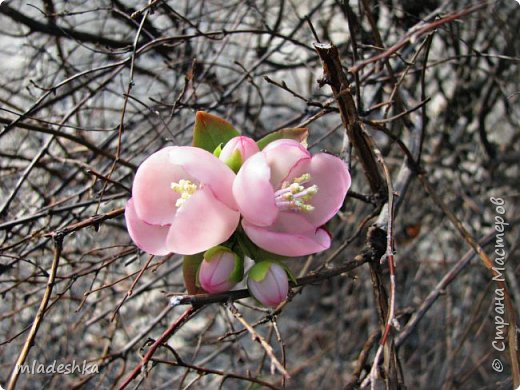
[289,183,304,193]
[275,173,318,212]
[171,179,198,208]
[293,173,311,184]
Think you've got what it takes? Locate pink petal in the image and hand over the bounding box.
[170,146,238,210]
[199,252,237,293]
[271,211,318,233]
[286,153,351,226]
[125,198,171,256]
[219,136,259,163]
[248,263,289,307]
[132,147,187,226]
[166,186,240,255]
[263,139,310,188]
[242,217,331,257]
[233,152,278,227]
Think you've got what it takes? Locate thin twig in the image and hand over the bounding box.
[226,302,289,378]
[117,306,198,389]
[7,233,64,390]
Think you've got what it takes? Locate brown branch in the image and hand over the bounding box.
[418,174,520,387]
[314,42,386,196]
[345,330,380,389]
[395,229,498,347]
[0,135,55,217]
[110,254,156,321]
[117,306,199,389]
[149,357,280,389]
[43,207,125,238]
[0,192,126,232]
[171,255,368,307]
[0,116,137,170]
[7,234,63,390]
[348,2,489,74]
[226,302,289,378]
[0,4,133,49]
[363,133,400,389]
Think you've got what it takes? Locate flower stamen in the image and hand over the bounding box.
[275,174,317,212]
[171,179,198,207]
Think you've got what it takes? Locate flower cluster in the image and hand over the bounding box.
[125,112,351,307]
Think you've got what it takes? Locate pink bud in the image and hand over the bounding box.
[219,136,259,172]
[198,247,243,294]
[247,261,289,308]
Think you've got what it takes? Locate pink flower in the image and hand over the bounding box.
[247,261,289,307]
[233,139,351,256]
[125,146,240,256]
[219,136,259,172]
[198,246,243,293]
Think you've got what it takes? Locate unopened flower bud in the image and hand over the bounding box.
[219,136,259,172]
[247,261,289,307]
[198,246,243,293]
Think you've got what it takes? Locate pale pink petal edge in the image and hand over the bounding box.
[166,186,240,255]
[233,153,278,227]
[125,198,171,256]
[242,220,331,257]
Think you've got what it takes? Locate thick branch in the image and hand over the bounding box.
[314,42,386,196]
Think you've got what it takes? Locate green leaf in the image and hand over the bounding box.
[256,127,309,150]
[182,253,204,294]
[229,252,244,283]
[192,111,240,152]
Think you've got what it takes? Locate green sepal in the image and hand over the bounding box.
[256,127,309,150]
[248,261,274,282]
[203,245,230,261]
[192,111,240,152]
[229,252,244,283]
[224,149,243,173]
[248,260,292,284]
[203,245,244,283]
[182,253,205,294]
[213,143,223,157]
